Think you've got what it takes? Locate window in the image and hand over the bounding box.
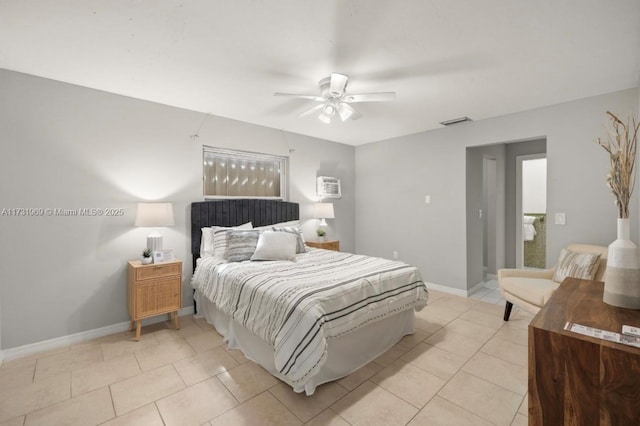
[203,147,287,199]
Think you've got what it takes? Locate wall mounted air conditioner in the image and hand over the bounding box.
[317,176,342,199]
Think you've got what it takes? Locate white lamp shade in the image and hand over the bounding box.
[134,203,175,227]
[312,203,335,220]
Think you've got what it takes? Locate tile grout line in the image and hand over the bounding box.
[362,306,471,424]
[428,310,504,425]
[435,320,525,424]
[267,387,308,424]
[154,401,168,426]
[19,371,74,423]
[106,384,117,424]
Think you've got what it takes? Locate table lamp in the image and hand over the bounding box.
[134,202,174,251]
[313,202,335,238]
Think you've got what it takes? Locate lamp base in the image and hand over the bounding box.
[147,233,163,252]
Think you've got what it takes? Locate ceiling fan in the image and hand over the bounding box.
[274,73,396,124]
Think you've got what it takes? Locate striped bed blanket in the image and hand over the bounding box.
[191,248,428,386]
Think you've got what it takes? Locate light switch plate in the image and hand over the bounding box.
[555,213,566,225]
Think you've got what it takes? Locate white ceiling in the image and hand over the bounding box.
[1,0,639,146]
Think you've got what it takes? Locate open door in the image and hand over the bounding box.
[516,155,547,268]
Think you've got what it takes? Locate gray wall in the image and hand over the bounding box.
[355,88,639,292]
[0,69,355,350]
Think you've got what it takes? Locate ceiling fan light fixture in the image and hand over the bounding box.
[275,72,396,123]
[318,113,331,124]
[337,104,353,122]
[323,104,336,116]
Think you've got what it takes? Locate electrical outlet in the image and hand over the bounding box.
[393,251,399,259]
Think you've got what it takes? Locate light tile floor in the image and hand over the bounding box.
[469,279,507,305]
[0,289,533,425]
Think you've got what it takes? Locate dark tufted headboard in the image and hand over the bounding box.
[191,199,300,271]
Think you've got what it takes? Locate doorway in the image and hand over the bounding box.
[516,155,547,268]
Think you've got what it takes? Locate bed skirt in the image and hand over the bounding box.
[194,290,416,395]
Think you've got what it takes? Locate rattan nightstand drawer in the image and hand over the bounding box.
[306,240,340,251]
[134,262,181,280]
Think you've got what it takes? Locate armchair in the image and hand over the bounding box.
[499,244,608,321]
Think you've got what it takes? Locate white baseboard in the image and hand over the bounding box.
[0,349,3,367]
[425,282,469,297]
[2,306,194,362]
[467,281,487,296]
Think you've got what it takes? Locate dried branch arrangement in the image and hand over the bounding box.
[597,111,640,219]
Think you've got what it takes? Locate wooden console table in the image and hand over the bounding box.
[529,277,640,425]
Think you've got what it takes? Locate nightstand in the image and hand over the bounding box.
[306,240,340,251]
[127,259,182,341]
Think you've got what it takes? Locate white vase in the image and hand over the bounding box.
[603,218,640,309]
[141,257,152,265]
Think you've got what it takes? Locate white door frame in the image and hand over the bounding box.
[483,156,497,276]
[515,153,547,268]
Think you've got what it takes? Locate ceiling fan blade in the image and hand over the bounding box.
[274,93,324,102]
[297,104,324,118]
[329,73,349,97]
[343,92,396,103]
[349,106,362,120]
[337,103,362,121]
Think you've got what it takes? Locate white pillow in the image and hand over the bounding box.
[200,222,252,258]
[251,231,297,261]
[253,220,300,231]
[272,226,307,253]
[200,228,216,258]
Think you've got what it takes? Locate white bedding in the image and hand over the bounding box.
[196,292,416,395]
[191,248,428,389]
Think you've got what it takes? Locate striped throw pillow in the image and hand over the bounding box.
[204,222,252,258]
[212,227,244,260]
[552,249,601,283]
[227,230,260,262]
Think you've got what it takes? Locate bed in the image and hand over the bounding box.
[190,199,428,395]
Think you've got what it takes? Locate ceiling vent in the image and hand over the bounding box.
[440,116,472,126]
